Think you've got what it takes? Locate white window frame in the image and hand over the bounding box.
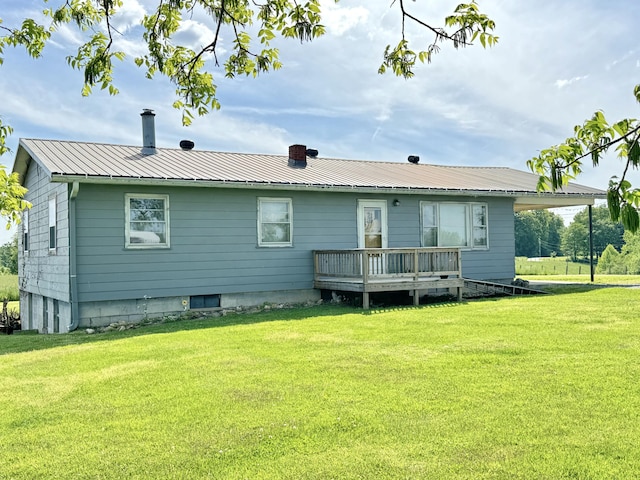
[257,197,293,247]
[471,203,489,248]
[23,209,29,252]
[125,194,170,249]
[49,196,57,251]
[420,201,489,250]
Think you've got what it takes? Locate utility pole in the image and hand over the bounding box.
[538,237,541,257]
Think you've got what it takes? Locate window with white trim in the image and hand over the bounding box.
[49,196,57,250]
[23,209,29,252]
[258,198,292,247]
[421,202,488,249]
[125,194,170,248]
[471,204,488,248]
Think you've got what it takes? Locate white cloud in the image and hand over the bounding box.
[555,75,589,89]
[320,2,369,36]
[111,0,146,33]
[174,20,218,53]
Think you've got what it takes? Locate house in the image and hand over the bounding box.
[12,111,606,333]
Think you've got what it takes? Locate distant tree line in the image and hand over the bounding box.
[515,205,624,261]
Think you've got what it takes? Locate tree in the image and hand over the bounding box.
[527,85,640,233]
[561,222,588,261]
[620,230,640,274]
[0,1,497,151]
[514,210,564,257]
[596,244,625,275]
[0,234,17,275]
[570,205,624,258]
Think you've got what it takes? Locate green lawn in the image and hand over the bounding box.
[2,289,640,478]
[515,256,595,276]
[522,274,640,285]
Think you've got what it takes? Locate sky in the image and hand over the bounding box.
[1,0,639,243]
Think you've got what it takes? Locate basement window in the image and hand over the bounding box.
[190,294,221,309]
[125,194,170,248]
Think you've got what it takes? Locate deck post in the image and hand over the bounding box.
[413,290,420,306]
[363,291,370,309]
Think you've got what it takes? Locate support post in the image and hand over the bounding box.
[589,204,595,282]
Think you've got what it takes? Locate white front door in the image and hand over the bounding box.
[357,200,388,275]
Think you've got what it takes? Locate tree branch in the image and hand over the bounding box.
[398,0,471,46]
[561,123,640,170]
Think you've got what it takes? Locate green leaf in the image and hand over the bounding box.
[621,203,640,233]
[607,189,621,223]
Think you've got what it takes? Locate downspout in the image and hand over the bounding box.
[68,181,80,331]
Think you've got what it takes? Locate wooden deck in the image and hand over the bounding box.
[313,248,464,308]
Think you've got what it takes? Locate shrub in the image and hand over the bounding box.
[596,245,626,274]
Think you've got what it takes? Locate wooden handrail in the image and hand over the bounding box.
[313,247,462,281]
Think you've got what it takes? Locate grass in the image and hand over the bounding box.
[515,256,595,276]
[522,274,640,285]
[2,289,640,478]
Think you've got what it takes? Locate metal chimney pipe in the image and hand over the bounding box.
[141,109,157,155]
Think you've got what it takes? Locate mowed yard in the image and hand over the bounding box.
[1,288,640,479]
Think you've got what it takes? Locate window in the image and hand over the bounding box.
[49,197,57,250]
[258,198,292,247]
[125,194,170,248]
[190,294,221,309]
[421,202,488,249]
[472,204,488,248]
[23,209,29,252]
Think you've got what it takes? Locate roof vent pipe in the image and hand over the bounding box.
[141,109,157,155]
[179,139,195,150]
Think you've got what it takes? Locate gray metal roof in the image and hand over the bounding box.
[14,138,606,210]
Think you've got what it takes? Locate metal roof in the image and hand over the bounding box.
[14,138,606,210]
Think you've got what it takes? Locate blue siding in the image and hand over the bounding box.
[20,162,70,301]
[74,185,515,302]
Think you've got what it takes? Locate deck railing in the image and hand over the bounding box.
[313,247,462,283]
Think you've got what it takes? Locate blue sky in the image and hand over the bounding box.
[1,0,639,242]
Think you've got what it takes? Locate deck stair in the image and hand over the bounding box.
[463,279,548,297]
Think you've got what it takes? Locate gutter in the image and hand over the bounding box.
[49,174,607,200]
[67,181,80,332]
